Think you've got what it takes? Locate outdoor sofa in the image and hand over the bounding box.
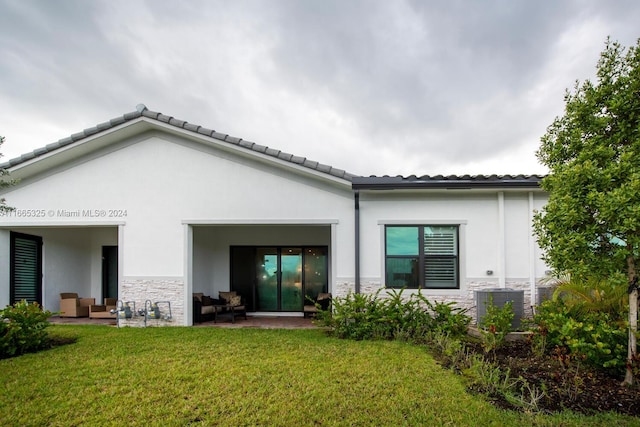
[193,291,247,323]
[89,298,117,319]
[59,293,95,317]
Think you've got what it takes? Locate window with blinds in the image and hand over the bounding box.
[385,225,458,289]
[423,226,458,288]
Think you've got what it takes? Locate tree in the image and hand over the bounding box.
[534,38,640,385]
[0,135,16,213]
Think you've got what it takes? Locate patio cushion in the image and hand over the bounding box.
[201,305,218,315]
[104,298,118,306]
[228,295,242,306]
[60,292,79,299]
[219,291,237,304]
[193,293,223,323]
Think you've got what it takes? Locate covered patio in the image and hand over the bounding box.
[189,223,335,317]
[0,225,120,312]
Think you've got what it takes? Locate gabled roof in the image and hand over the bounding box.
[2,105,546,189]
[352,174,543,190]
[1,104,356,182]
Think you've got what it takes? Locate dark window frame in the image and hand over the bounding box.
[385,225,459,290]
[230,245,329,312]
[10,231,43,304]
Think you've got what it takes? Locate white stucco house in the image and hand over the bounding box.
[0,105,549,325]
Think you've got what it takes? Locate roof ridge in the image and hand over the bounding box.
[1,104,356,182]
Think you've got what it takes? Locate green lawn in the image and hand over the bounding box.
[0,326,637,426]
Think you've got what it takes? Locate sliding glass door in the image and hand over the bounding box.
[232,246,327,312]
[256,248,278,311]
[303,247,328,303]
[280,248,303,311]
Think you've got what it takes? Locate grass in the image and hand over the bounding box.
[0,326,638,426]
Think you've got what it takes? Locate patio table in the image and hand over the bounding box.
[213,304,237,323]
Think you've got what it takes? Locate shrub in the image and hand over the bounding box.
[316,289,470,342]
[478,298,514,353]
[530,299,628,374]
[546,274,628,320]
[422,298,471,339]
[319,290,386,340]
[0,300,53,358]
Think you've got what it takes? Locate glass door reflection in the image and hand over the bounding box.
[280,248,303,311]
[256,248,278,311]
[247,246,327,312]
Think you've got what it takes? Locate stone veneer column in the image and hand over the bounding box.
[334,280,380,298]
[119,278,184,326]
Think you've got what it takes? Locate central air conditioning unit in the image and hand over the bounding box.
[475,288,524,330]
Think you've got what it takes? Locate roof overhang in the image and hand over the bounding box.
[1,114,354,191]
[2,119,154,182]
[352,175,544,191]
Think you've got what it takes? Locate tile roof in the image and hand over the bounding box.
[1,104,545,189]
[352,174,544,189]
[1,104,356,182]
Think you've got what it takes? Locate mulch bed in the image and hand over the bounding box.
[464,339,640,416]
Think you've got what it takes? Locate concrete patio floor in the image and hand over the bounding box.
[49,315,319,329]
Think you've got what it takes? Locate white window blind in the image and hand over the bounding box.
[424,226,457,287]
[424,227,457,255]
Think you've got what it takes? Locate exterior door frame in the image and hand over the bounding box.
[102,245,118,300]
[230,245,329,312]
[10,231,43,305]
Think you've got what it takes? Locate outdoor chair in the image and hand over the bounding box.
[59,293,95,318]
[193,293,224,323]
[303,292,332,318]
[218,291,248,322]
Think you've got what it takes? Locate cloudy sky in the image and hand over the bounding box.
[1,1,639,177]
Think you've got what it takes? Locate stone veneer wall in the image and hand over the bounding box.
[336,280,544,326]
[119,278,184,327]
[441,281,535,325]
[334,280,380,298]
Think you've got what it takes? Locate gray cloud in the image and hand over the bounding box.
[1,0,639,176]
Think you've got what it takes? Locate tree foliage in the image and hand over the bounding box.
[551,275,629,318]
[534,38,640,383]
[535,38,640,278]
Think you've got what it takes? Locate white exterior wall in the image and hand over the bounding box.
[0,131,354,324]
[357,189,549,321]
[0,229,9,308]
[533,194,549,276]
[0,121,548,325]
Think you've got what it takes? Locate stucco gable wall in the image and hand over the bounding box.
[0,132,354,278]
